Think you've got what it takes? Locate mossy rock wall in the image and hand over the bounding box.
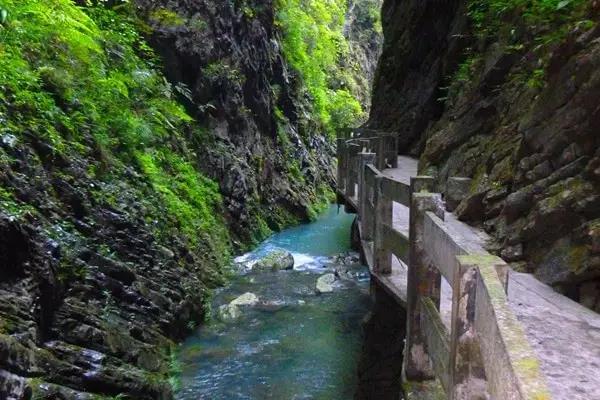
[369,0,600,309]
[0,0,381,398]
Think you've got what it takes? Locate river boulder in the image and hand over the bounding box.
[230,292,259,306]
[253,250,294,272]
[218,304,241,321]
[217,292,260,321]
[316,273,336,294]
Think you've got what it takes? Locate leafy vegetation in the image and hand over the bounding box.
[0,0,231,266]
[149,8,187,27]
[274,0,365,137]
[446,0,594,96]
[468,0,588,37]
[0,0,352,273]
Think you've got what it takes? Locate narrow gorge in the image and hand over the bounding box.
[1,0,599,399]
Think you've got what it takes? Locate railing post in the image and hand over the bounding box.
[358,152,376,240]
[345,143,361,200]
[365,197,374,242]
[404,176,443,380]
[391,135,399,168]
[376,136,386,170]
[363,167,377,242]
[374,175,393,274]
[449,256,488,400]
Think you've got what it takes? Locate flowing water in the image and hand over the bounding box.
[176,206,371,400]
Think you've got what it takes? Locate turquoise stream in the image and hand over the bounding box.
[176,206,371,399]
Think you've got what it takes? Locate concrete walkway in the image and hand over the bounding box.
[367,156,600,400]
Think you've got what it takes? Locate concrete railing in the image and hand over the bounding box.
[336,130,399,210]
[336,130,551,400]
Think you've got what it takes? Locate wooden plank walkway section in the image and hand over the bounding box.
[336,129,600,400]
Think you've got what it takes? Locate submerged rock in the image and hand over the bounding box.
[230,292,259,306]
[218,304,241,321]
[255,300,289,313]
[253,250,294,272]
[316,273,336,294]
[334,267,354,281]
[218,293,260,321]
[330,251,361,266]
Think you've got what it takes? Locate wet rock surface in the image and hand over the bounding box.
[315,273,336,294]
[369,0,600,310]
[252,250,294,272]
[0,210,208,399]
[0,0,382,398]
[217,292,260,322]
[134,0,338,244]
[0,1,339,397]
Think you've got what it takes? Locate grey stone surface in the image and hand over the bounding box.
[253,250,294,272]
[369,0,600,304]
[445,177,472,212]
[509,273,600,400]
[315,273,336,294]
[217,293,260,321]
[339,154,600,400]
[218,303,241,321]
[230,292,259,306]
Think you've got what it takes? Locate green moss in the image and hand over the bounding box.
[274,110,308,186]
[27,378,44,399]
[204,60,244,84]
[250,214,274,245]
[542,176,589,209]
[149,8,187,27]
[489,155,514,184]
[136,150,231,265]
[307,184,335,220]
[469,165,488,194]
[168,344,182,392]
[527,67,546,89]
[0,0,233,276]
[0,316,15,335]
[513,357,551,399]
[0,187,35,218]
[447,0,595,95]
[468,0,588,38]
[447,55,482,96]
[568,245,588,274]
[188,15,208,31]
[288,161,305,182]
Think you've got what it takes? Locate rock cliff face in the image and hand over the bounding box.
[345,0,384,114]
[369,0,600,310]
[135,0,336,246]
[0,0,382,398]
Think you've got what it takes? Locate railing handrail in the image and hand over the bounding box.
[335,132,551,400]
[337,127,398,140]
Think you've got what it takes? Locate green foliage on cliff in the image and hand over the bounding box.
[0,0,231,265]
[469,0,587,33]
[467,0,592,48]
[275,0,364,137]
[448,0,594,95]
